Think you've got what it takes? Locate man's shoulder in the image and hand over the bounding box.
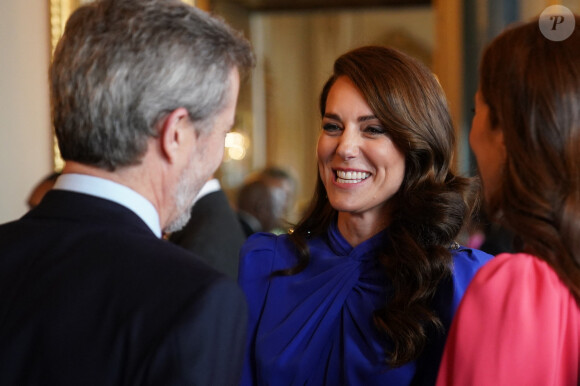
[0,203,228,291]
[104,230,227,282]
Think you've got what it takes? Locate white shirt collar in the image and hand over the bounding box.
[53,173,162,238]
[194,178,221,204]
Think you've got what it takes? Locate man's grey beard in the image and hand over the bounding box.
[163,164,201,234]
[164,204,192,234]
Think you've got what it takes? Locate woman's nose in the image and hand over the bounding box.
[336,128,360,160]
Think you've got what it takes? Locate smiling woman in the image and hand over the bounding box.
[318,75,406,245]
[237,45,493,386]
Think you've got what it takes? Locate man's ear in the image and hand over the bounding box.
[158,107,194,164]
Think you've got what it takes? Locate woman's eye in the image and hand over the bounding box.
[322,123,341,132]
[365,126,386,135]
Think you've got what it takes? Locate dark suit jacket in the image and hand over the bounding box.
[169,190,246,278]
[0,190,247,386]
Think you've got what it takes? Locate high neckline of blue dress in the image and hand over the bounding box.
[326,220,387,261]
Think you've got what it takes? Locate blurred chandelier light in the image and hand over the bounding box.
[225,132,248,161]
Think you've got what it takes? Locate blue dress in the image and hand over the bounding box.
[238,222,492,385]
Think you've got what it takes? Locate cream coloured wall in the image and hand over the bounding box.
[0,1,52,223]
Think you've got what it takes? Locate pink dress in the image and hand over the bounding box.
[437,253,580,386]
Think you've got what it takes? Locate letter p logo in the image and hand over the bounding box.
[550,15,565,30]
[539,6,575,41]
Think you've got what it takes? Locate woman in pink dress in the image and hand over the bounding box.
[436,15,580,385]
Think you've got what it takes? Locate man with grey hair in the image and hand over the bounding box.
[0,0,254,385]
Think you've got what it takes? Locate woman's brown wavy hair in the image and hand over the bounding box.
[479,17,580,302]
[281,46,478,366]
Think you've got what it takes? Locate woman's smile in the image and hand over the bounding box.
[334,169,371,185]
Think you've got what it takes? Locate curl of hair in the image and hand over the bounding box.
[479,17,580,302]
[50,0,254,171]
[285,46,478,366]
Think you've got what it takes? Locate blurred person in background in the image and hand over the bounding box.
[169,174,247,278]
[27,171,60,209]
[237,166,296,236]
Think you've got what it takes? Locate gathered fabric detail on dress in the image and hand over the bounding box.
[238,221,493,386]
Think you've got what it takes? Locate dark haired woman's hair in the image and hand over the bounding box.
[281,46,477,366]
[479,17,580,303]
